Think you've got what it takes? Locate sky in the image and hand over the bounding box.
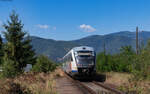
[0,0,150,40]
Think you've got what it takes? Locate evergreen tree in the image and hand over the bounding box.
[2,11,36,77]
[0,35,3,66]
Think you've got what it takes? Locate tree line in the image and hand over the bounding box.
[0,11,56,78]
[96,40,150,80]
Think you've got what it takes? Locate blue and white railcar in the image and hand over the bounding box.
[62,46,96,76]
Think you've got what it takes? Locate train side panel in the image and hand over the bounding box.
[71,51,78,73]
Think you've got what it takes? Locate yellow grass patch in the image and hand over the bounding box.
[0,70,59,94]
[104,72,150,94]
[105,72,131,86]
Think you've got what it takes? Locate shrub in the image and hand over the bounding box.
[96,46,135,72]
[96,43,150,80]
[32,55,56,73]
[2,57,20,78]
[96,53,113,72]
[131,50,150,80]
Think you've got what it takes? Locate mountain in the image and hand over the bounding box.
[29,31,150,62]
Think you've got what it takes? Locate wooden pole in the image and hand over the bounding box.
[136,26,139,55]
[103,42,106,55]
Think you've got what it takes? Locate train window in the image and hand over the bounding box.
[63,52,74,63]
[77,51,94,57]
[78,51,92,53]
[78,55,90,57]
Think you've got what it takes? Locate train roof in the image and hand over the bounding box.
[72,46,94,52]
[63,46,95,59]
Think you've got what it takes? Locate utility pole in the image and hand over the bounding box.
[136,26,139,55]
[103,42,106,55]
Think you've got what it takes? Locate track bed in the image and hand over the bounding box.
[56,70,125,94]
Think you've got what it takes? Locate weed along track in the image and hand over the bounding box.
[62,71,126,94]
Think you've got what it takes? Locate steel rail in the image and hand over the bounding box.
[63,71,126,94]
[93,81,126,94]
[64,72,96,94]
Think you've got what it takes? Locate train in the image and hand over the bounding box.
[62,46,96,78]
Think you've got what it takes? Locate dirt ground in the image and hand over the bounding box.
[54,69,85,94]
[55,77,84,94]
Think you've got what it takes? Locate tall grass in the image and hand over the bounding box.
[0,72,57,94]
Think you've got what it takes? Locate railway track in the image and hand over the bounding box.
[64,72,126,94]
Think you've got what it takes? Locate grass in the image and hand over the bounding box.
[0,71,58,94]
[104,72,150,94]
[105,72,131,86]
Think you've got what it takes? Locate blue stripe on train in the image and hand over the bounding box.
[72,70,78,72]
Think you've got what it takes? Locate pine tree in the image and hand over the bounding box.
[0,35,3,66]
[2,11,36,77]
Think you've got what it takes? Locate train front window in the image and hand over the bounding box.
[76,51,94,57]
[75,51,95,65]
[77,57,94,63]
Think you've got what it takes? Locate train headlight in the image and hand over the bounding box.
[77,64,82,66]
[89,62,94,66]
[75,52,78,56]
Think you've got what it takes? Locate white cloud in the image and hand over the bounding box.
[36,24,56,31]
[79,24,96,32]
[37,24,49,29]
[0,20,3,29]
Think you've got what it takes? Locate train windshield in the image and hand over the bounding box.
[75,51,95,64]
[77,51,94,57]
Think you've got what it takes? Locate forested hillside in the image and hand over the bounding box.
[30,31,150,62]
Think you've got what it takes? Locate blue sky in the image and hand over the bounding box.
[0,0,150,40]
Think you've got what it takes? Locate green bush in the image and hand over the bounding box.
[96,43,150,80]
[2,57,20,78]
[131,50,150,80]
[32,55,56,73]
[96,46,135,72]
[96,53,113,72]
